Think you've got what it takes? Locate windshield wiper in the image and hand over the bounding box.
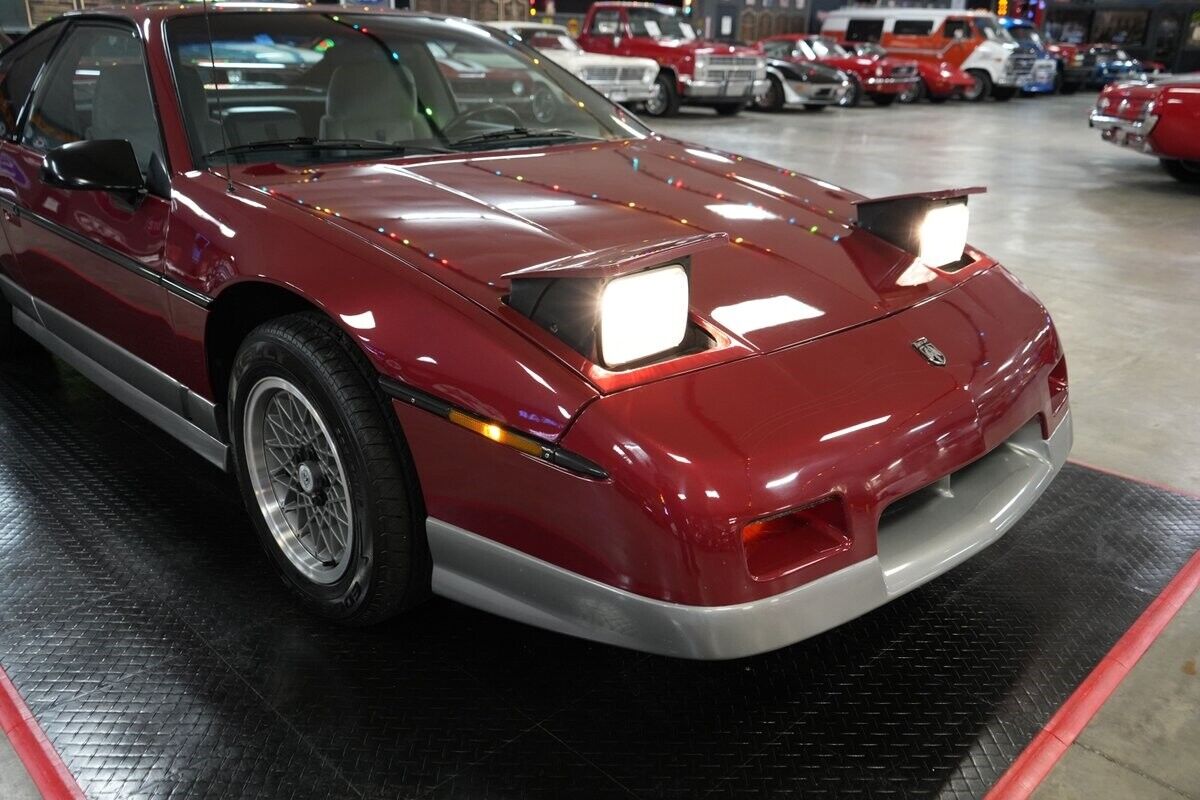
[448,128,596,149]
[204,137,453,159]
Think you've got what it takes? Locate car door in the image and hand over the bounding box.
[0,21,66,291]
[0,19,176,374]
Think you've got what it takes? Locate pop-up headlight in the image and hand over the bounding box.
[853,187,984,270]
[505,233,726,370]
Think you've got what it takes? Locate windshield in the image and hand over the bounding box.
[627,8,697,40]
[974,17,1017,44]
[166,12,648,165]
[1007,26,1044,48]
[808,37,849,58]
[512,27,582,53]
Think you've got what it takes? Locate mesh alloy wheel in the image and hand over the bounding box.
[243,376,354,585]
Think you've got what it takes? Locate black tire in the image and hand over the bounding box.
[644,72,680,117]
[713,102,744,116]
[0,293,15,358]
[1161,159,1200,183]
[963,69,992,102]
[992,86,1017,101]
[839,76,862,107]
[870,93,897,107]
[1060,81,1080,95]
[229,312,429,625]
[803,104,827,112]
[899,78,926,104]
[752,75,785,112]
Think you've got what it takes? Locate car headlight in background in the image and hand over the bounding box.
[853,188,983,271]
[917,203,970,268]
[599,265,689,367]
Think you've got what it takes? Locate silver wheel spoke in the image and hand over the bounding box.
[243,376,355,585]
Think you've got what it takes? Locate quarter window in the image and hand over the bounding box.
[845,19,885,43]
[22,23,164,174]
[0,22,63,139]
[893,20,934,37]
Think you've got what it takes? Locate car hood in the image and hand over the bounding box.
[541,49,658,73]
[234,138,983,358]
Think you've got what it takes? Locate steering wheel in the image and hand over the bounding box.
[442,105,524,139]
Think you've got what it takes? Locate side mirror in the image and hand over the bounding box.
[42,139,146,200]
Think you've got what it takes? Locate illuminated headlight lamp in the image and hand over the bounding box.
[854,187,984,270]
[505,233,726,370]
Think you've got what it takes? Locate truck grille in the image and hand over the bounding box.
[581,66,652,82]
[698,56,760,82]
[1011,53,1036,81]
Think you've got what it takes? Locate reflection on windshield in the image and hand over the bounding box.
[166,11,649,166]
[628,8,696,40]
[975,18,1017,44]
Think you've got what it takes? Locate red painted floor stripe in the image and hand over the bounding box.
[1067,458,1200,501]
[0,667,86,800]
[987,547,1200,800]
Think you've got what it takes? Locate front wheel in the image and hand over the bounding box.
[229,312,429,625]
[713,102,744,116]
[898,79,926,104]
[870,93,897,107]
[644,72,680,117]
[1161,159,1200,183]
[963,69,992,102]
[752,75,785,112]
[839,76,862,107]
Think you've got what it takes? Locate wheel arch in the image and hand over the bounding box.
[205,280,327,412]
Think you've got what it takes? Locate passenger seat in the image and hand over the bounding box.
[320,62,430,143]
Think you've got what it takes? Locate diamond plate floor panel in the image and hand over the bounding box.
[1,353,1198,799]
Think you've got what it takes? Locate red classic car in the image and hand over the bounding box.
[1090,74,1200,182]
[850,42,975,103]
[758,34,919,107]
[576,1,767,117]
[0,6,1071,659]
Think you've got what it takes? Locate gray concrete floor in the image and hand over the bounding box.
[0,732,39,800]
[1,94,1197,798]
[654,95,1200,495]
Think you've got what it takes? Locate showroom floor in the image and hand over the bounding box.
[1,94,1198,799]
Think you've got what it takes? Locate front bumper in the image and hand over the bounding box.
[780,78,851,106]
[1090,111,1160,154]
[683,76,771,101]
[864,76,918,95]
[591,80,654,104]
[429,411,1072,659]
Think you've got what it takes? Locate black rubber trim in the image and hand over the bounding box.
[379,376,608,480]
[18,205,212,309]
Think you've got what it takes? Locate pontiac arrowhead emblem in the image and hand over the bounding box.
[912,337,947,367]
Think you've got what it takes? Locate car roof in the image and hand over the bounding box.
[824,7,997,19]
[59,3,481,26]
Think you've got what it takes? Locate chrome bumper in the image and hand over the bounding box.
[428,410,1072,660]
[684,77,770,99]
[1090,111,1160,153]
[591,81,654,104]
[780,79,851,106]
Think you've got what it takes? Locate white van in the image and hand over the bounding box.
[821,8,1024,101]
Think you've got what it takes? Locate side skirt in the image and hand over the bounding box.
[1,273,228,470]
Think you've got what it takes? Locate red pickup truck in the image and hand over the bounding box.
[577,2,767,117]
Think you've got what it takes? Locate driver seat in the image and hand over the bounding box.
[320,62,430,143]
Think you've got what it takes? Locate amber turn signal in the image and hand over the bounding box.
[743,497,851,582]
[448,409,547,457]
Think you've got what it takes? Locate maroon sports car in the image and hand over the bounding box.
[0,6,1071,658]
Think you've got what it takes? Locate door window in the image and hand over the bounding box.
[590,11,623,36]
[943,19,971,40]
[0,22,64,139]
[21,22,164,174]
[893,20,934,37]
